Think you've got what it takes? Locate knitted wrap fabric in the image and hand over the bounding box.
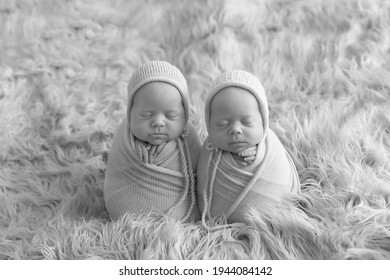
[104,61,201,222]
[104,120,201,222]
[198,70,300,228]
[127,60,190,125]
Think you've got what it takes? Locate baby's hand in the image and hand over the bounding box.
[134,139,149,163]
[235,146,257,166]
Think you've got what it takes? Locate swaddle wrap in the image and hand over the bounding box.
[104,120,201,221]
[104,61,201,222]
[198,70,300,224]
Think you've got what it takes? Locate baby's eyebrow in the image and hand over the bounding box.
[165,109,182,113]
[138,111,152,115]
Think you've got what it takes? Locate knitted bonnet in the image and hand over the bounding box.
[204,70,269,144]
[127,60,190,125]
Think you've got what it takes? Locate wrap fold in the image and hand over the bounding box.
[198,130,300,223]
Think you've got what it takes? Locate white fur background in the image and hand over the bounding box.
[1,0,390,259]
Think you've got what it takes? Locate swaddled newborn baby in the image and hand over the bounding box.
[104,61,201,222]
[197,70,300,224]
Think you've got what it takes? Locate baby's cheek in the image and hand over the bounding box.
[169,121,184,134]
[250,128,263,144]
[131,121,149,139]
[215,132,230,148]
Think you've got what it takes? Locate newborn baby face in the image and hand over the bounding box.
[209,87,264,153]
[130,82,186,145]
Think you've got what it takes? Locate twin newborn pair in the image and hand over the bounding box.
[104,61,300,226]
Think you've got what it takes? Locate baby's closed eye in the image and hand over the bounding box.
[166,112,179,119]
[140,112,152,117]
[215,120,229,127]
[241,118,255,125]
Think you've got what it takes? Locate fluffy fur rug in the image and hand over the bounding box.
[1,0,390,260]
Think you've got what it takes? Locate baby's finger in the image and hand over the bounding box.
[238,150,255,157]
[142,147,149,163]
[150,145,157,155]
[244,156,255,162]
[239,146,256,156]
[136,146,142,160]
[236,161,247,167]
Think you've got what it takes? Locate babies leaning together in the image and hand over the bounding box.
[104,61,300,226]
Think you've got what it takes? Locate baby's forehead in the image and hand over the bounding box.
[211,86,258,105]
[209,86,262,118]
[133,82,182,101]
[131,82,185,112]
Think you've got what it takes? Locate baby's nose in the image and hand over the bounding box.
[229,124,242,134]
[152,121,164,128]
[152,116,165,127]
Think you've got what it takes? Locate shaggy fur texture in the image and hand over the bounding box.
[1,0,390,259]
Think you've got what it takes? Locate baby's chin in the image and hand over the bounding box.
[144,135,179,145]
[217,143,253,154]
[147,138,169,145]
[133,132,176,145]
